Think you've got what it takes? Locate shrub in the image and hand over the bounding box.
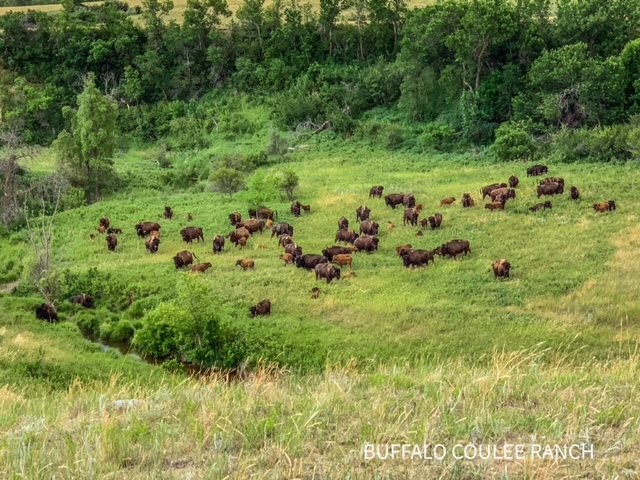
[209,167,246,197]
[278,170,299,201]
[219,112,257,139]
[417,122,456,153]
[550,125,632,163]
[110,320,135,343]
[492,121,536,161]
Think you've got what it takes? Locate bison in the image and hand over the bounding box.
[107,227,122,235]
[278,235,294,247]
[135,222,161,237]
[355,205,371,223]
[164,206,173,220]
[353,235,379,253]
[537,182,564,198]
[227,227,251,246]
[435,239,471,260]
[284,243,303,259]
[145,236,160,253]
[280,253,294,265]
[310,287,320,299]
[35,303,58,322]
[173,250,197,269]
[188,213,193,221]
[213,235,225,254]
[369,185,384,198]
[271,222,294,238]
[191,262,212,273]
[71,293,94,309]
[236,259,255,271]
[485,201,505,211]
[428,213,443,230]
[323,246,355,261]
[509,176,519,188]
[490,188,516,202]
[237,237,247,249]
[335,228,359,244]
[295,254,328,270]
[440,197,456,206]
[540,177,565,186]
[527,165,548,177]
[180,226,204,243]
[462,193,475,208]
[529,201,552,212]
[99,216,110,229]
[291,201,301,217]
[402,249,435,268]
[249,207,276,221]
[315,263,341,283]
[396,244,413,256]
[331,253,353,270]
[229,212,242,226]
[106,234,118,252]
[570,186,580,200]
[301,204,311,213]
[359,220,379,235]
[250,299,271,317]
[481,183,507,199]
[403,208,419,227]
[236,219,265,235]
[593,200,616,212]
[338,216,349,230]
[493,259,512,279]
[384,194,405,209]
[402,194,416,209]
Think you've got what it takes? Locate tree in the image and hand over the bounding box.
[52,73,118,203]
[279,169,299,201]
[0,130,35,226]
[210,167,245,197]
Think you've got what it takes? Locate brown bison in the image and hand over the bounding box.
[173,250,197,268]
[213,235,225,254]
[593,200,616,212]
[237,237,247,249]
[315,263,341,283]
[145,236,160,253]
[301,204,311,213]
[435,239,471,259]
[529,201,552,212]
[271,222,294,238]
[481,183,507,199]
[323,246,356,261]
[403,208,419,227]
[227,227,251,246]
[229,212,242,225]
[236,219,265,235]
[509,176,519,188]
[428,213,443,230]
[164,206,173,220]
[493,259,512,278]
[236,259,255,271]
[89,234,96,240]
[97,225,107,234]
[250,299,271,317]
[107,227,122,235]
[355,205,371,223]
[527,165,548,177]
[249,207,276,220]
[99,216,110,229]
[359,220,380,235]
[338,216,349,230]
[310,287,320,299]
[369,185,384,198]
[402,249,435,268]
[353,235,379,253]
[135,222,161,237]
[71,293,94,309]
[296,254,328,270]
[180,226,205,243]
[280,253,294,265]
[150,230,160,239]
[384,194,405,209]
[537,182,564,198]
[331,254,353,270]
[35,302,58,322]
[440,197,456,206]
[284,243,303,259]
[187,213,193,221]
[462,193,475,208]
[402,194,416,209]
[396,244,413,256]
[191,262,212,273]
[106,234,118,252]
[485,201,505,211]
[279,235,294,247]
[540,177,564,186]
[490,188,516,202]
[291,201,301,217]
[335,228,359,244]
[570,186,580,200]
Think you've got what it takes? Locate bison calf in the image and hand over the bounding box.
[331,253,353,270]
[191,262,213,273]
[250,299,271,317]
[440,197,456,206]
[280,253,294,265]
[236,259,255,271]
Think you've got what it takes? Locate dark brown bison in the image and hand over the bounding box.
[355,205,371,223]
[369,185,384,198]
[402,194,416,208]
[180,226,205,243]
[291,201,301,217]
[295,254,328,270]
[493,259,512,278]
[173,250,197,269]
[435,239,471,259]
[593,200,616,212]
[529,201,552,212]
[527,165,548,177]
[402,249,435,268]
[106,234,118,252]
[227,227,251,246]
[145,236,160,253]
[428,213,443,230]
[191,262,212,273]
[236,219,265,235]
[396,244,413,256]
[462,193,475,208]
[359,220,380,235]
[107,227,122,235]
[540,177,565,186]
[271,222,294,238]
[187,213,193,221]
[490,188,516,202]
[570,186,580,200]
[322,246,355,261]
[71,293,94,308]
[315,263,341,283]
[213,235,225,254]
[250,299,271,317]
[440,197,456,206]
[509,176,519,188]
[135,222,161,237]
[338,216,349,230]
[537,182,564,198]
[403,208,419,227]
[335,228,359,244]
[301,204,311,213]
[35,303,58,322]
[284,243,303,259]
[384,194,405,209]
[481,183,507,199]
[279,235,294,247]
[237,237,247,249]
[353,235,379,253]
[249,207,276,220]
[229,212,242,225]
[485,201,505,211]
[164,206,173,220]
[331,254,353,270]
[99,216,110,229]
[236,259,255,271]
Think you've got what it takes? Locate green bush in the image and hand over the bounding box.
[110,320,135,343]
[492,121,536,161]
[550,125,632,163]
[417,122,456,153]
[219,112,257,139]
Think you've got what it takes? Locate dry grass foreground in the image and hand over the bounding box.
[1,346,639,478]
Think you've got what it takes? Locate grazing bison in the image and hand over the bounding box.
[280,253,294,265]
[164,206,173,220]
[250,299,271,317]
[145,236,160,253]
[490,188,516,202]
[353,235,379,253]
[416,230,424,236]
[315,263,341,283]
[173,250,197,268]
[295,254,328,270]
[355,205,371,223]
[402,249,435,268]
[540,177,565,186]
[71,293,94,309]
[435,239,471,259]
[369,185,384,198]
[301,204,311,213]
[227,227,251,246]
[529,201,552,212]
[509,176,519,188]
[527,165,548,177]
[493,259,512,279]
[180,226,205,243]
[593,200,616,212]
[335,228,359,244]
[485,201,505,211]
[284,243,303,259]
[237,237,247,249]
[99,216,110,229]
[249,207,276,221]
[462,193,475,208]
[279,235,294,247]
[440,197,456,206]
[191,262,212,273]
[236,219,265,235]
[323,246,355,261]
[229,212,242,226]
[359,220,380,235]
[570,186,580,200]
[537,182,564,198]
[35,303,58,322]
[291,201,301,217]
[428,213,443,230]
[331,253,353,270]
[213,235,225,254]
[107,227,122,235]
[481,183,507,199]
[338,216,349,230]
[135,222,161,237]
[236,259,255,271]
[97,225,106,234]
[310,287,320,299]
[271,222,294,238]
[402,194,416,209]
[396,244,413,256]
[403,208,419,227]
[106,234,118,252]
[384,194,405,209]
